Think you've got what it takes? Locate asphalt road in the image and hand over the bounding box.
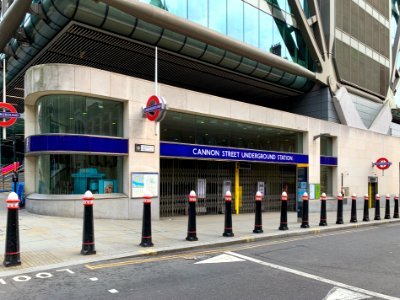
[1,223,400,300]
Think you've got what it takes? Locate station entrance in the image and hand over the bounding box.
[160,158,297,217]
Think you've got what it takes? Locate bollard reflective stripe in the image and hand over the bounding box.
[143,195,152,204]
[83,190,95,206]
[225,195,232,202]
[255,191,262,202]
[6,199,19,209]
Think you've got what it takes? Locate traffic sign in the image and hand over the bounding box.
[0,103,19,127]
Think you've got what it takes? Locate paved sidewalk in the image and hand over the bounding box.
[0,193,399,277]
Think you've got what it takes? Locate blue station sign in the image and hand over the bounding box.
[160,142,308,164]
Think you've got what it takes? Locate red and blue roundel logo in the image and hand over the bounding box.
[0,103,20,127]
[143,95,167,122]
[375,157,391,170]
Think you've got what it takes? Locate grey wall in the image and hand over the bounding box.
[289,86,340,123]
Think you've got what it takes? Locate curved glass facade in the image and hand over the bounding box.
[37,95,123,136]
[35,95,124,195]
[37,154,123,195]
[142,0,310,68]
[1,0,314,95]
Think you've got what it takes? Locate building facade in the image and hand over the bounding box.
[1,0,400,219]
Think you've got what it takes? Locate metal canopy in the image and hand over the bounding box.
[6,22,312,113]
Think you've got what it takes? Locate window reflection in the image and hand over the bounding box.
[142,0,311,69]
[227,0,244,41]
[161,111,303,153]
[209,0,227,34]
[37,154,123,195]
[188,0,208,26]
[244,3,259,47]
[37,95,123,137]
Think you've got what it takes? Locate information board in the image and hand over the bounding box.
[131,172,159,198]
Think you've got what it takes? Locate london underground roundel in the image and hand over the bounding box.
[143,95,167,122]
[0,103,20,127]
[375,157,391,170]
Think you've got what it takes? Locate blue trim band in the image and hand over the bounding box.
[320,156,338,166]
[25,135,128,155]
[160,142,308,164]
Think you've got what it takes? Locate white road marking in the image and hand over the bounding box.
[108,289,119,294]
[89,277,98,281]
[226,251,400,300]
[35,273,53,279]
[323,287,371,300]
[194,253,245,264]
[56,268,75,274]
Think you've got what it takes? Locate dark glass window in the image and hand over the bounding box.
[37,95,123,137]
[161,111,303,153]
[320,166,333,196]
[37,154,123,195]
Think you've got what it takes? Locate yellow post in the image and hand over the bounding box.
[235,162,240,214]
[368,183,372,208]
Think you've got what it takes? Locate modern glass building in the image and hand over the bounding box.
[1,0,400,219]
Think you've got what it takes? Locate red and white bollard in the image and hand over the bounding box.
[223,191,234,237]
[350,193,357,223]
[319,193,327,226]
[363,194,369,221]
[394,195,399,218]
[336,192,344,224]
[140,192,154,247]
[300,192,309,228]
[186,190,198,241]
[253,191,263,233]
[279,192,288,230]
[374,194,381,220]
[81,190,96,255]
[3,192,21,267]
[384,194,391,219]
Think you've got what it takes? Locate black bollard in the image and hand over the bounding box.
[350,193,357,223]
[186,190,198,241]
[279,192,289,230]
[394,195,399,218]
[140,193,154,247]
[3,192,21,267]
[374,194,381,220]
[363,194,370,221]
[81,191,96,255]
[336,193,344,224]
[319,193,328,226]
[300,192,309,228]
[253,191,263,233]
[223,191,234,237]
[384,194,391,219]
